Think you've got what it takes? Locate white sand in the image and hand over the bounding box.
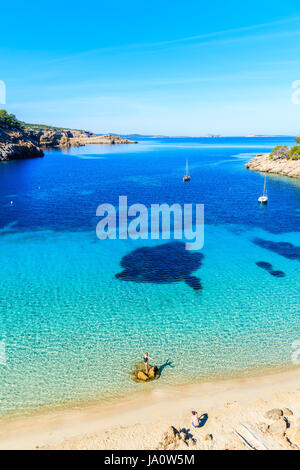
[0,368,299,450]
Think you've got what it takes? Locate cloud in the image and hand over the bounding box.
[49,15,300,63]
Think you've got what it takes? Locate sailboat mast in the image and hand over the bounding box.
[263,175,267,196]
[183,159,191,181]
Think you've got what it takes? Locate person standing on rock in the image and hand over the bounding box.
[141,348,154,375]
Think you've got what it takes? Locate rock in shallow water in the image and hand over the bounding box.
[137,371,149,381]
[130,363,160,383]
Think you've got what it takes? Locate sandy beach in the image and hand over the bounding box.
[0,367,299,450]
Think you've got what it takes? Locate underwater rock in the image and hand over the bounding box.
[256,261,285,278]
[270,270,285,278]
[253,239,300,261]
[116,242,203,291]
[256,261,273,270]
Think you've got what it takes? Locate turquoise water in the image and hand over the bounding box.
[0,137,299,415]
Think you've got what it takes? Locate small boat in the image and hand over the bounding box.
[258,175,268,203]
[183,160,191,181]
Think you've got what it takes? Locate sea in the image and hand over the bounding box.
[0,136,299,416]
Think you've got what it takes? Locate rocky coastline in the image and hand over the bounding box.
[0,124,137,162]
[0,126,44,162]
[245,153,300,179]
[26,128,137,149]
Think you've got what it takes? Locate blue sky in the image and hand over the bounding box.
[1,0,300,135]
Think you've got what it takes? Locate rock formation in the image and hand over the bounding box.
[0,125,137,161]
[245,153,300,178]
[0,126,44,162]
[264,408,283,420]
[27,128,137,149]
[156,426,196,450]
[267,418,288,437]
[130,363,160,382]
[263,407,299,449]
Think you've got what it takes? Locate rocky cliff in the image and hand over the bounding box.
[0,126,137,161]
[27,128,137,149]
[0,126,44,162]
[245,153,300,179]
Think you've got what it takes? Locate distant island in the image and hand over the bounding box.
[246,138,300,179]
[121,133,222,139]
[0,110,137,162]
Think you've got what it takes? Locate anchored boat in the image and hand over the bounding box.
[258,175,268,203]
[183,159,191,181]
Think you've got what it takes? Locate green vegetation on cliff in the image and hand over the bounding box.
[270,138,300,160]
[289,145,300,159]
[270,145,289,159]
[22,122,86,133]
[0,110,24,130]
[0,110,85,133]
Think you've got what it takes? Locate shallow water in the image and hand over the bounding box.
[0,137,299,415]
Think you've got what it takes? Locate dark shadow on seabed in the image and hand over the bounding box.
[115,241,204,291]
[256,261,285,278]
[253,238,300,261]
[158,359,174,376]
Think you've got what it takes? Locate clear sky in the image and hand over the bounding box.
[1,0,300,135]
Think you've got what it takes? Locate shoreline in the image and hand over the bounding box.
[1,361,297,421]
[0,366,299,450]
[245,153,300,178]
[0,116,137,162]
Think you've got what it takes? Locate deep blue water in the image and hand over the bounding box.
[0,137,299,415]
[1,137,299,234]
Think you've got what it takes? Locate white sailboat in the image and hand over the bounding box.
[183,159,191,181]
[258,175,268,203]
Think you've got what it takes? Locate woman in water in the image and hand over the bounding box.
[141,348,154,375]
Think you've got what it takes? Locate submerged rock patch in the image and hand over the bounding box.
[116,242,203,290]
[270,270,285,278]
[253,239,300,261]
[256,261,285,278]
